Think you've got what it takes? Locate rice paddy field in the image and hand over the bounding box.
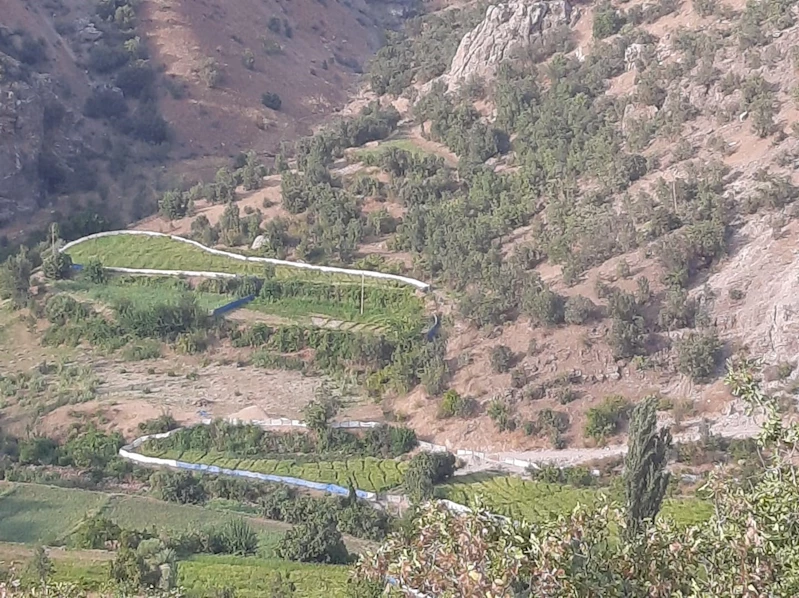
[438,474,713,528]
[140,448,407,493]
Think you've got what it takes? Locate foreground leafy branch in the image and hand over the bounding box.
[356,359,799,596]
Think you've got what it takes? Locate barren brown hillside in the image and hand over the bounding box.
[0,0,404,237]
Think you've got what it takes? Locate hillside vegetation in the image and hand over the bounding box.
[2,0,799,595]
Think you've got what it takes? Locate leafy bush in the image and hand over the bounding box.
[489,345,514,374]
[0,249,33,306]
[83,258,107,284]
[149,470,207,504]
[593,2,626,39]
[403,451,456,504]
[114,64,155,98]
[564,295,598,325]
[584,395,631,442]
[438,390,477,419]
[528,464,596,487]
[488,399,516,432]
[526,287,566,326]
[121,340,162,361]
[83,88,128,119]
[677,329,722,382]
[138,414,179,434]
[276,513,350,564]
[216,519,258,556]
[261,92,282,110]
[658,289,697,331]
[198,57,222,88]
[147,419,416,461]
[42,251,72,280]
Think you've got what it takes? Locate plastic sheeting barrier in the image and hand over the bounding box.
[211,294,255,317]
[61,230,430,290]
[119,428,377,501]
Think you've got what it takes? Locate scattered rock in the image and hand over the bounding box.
[624,43,645,71]
[251,234,266,250]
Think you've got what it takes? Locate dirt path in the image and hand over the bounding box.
[456,407,763,473]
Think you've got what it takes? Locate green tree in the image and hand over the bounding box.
[240,151,264,191]
[0,248,33,306]
[261,92,282,111]
[83,257,107,284]
[623,395,672,540]
[159,190,191,220]
[42,251,72,280]
[403,452,456,504]
[277,513,350,564]
[489,345,514,373]
[593,1,625,39]
[677,329,722,382]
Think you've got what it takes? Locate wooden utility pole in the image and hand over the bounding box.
[360,274,365,315]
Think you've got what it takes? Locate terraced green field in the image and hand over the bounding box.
[40,550,350,598]
[438,474,712,527]
[246,285,424,334]
[0,482,290,548]
[66,234,262,275]
[0,483,108,545]
[55,278,230,311]
[352,137,435,161]
[179,555,350,598]
[64,234,411,288]
[143,448,407,493]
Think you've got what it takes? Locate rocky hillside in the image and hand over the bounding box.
[3,0,799,457]
[305,0,799,451]
[0,0,411,240]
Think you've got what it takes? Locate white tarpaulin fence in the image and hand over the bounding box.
[61,230,430,290]
[119,417,551,502]
[119,427,378,500]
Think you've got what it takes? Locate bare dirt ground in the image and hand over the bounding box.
[138,0,382,159]
[36,357,324,439]
[0,311,378,440]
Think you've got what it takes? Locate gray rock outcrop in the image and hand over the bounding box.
[443,0,575,90]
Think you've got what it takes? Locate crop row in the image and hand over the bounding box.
[141,449,407,493]
[438,475,712,527]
